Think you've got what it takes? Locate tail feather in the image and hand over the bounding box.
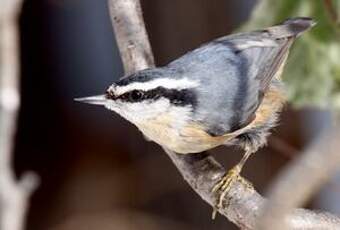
[266,17,316,38]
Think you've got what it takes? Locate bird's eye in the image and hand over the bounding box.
[129,90,143,101]
[105,90,115,99]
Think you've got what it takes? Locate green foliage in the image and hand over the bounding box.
[241,0,340,109]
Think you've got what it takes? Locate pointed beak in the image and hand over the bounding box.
[74,95,107,105]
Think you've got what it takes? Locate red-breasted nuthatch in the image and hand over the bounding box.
[76,17,315,212]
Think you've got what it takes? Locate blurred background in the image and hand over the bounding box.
[11,0,340,229]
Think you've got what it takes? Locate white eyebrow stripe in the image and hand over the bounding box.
[114,78,200,95]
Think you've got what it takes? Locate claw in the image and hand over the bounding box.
[211,149,254,219]
[212,165,241,216]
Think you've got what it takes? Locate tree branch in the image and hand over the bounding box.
[0,1,38,230]
[108,0,155,75]
[258,125,340,230]
[107,0,340,229]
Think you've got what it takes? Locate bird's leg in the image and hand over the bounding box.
[212,148,253,219]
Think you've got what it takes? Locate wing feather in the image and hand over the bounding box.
[167,18,315,136]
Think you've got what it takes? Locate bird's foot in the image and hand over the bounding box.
[211,165,252,219]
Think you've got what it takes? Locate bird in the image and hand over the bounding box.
[76,17,315,214]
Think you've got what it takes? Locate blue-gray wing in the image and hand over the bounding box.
[167,17,314,136]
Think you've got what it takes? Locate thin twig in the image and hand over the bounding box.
[323,0,340,38]
[107,0,340,229]
[323,0,339,24]
[0,1,39,230]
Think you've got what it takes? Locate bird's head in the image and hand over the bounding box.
[76,68,199,126]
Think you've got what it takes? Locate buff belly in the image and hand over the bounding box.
[137,121,235,154]
[136,82,285,154]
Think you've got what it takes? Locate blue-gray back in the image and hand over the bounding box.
[166,18,314,136]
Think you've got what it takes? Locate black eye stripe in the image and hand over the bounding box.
[116,87,197,107]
